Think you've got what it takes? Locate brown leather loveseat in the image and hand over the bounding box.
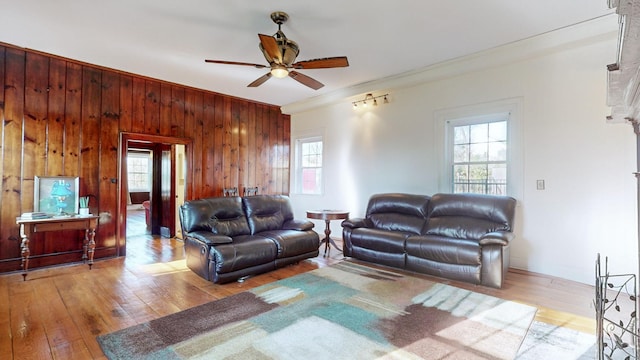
[342,193,516,288]
[179,195,320,283]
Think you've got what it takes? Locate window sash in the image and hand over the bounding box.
[295,136,323,195]
[448,118,508,195]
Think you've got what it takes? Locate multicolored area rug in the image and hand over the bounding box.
[97,262,538,359]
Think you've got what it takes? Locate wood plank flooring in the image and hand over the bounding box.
[0,213,598,359]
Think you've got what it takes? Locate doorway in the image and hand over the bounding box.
[118,133,192,257]
[125,145,152,237]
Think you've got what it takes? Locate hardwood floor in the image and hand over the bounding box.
[0,221,598,360]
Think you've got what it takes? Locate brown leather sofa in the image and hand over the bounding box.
[179,195,319,283]
[342,193,516,288]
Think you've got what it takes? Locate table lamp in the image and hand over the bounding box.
[50,180,73,215]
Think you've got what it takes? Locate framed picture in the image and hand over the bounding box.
[34,176,80,215]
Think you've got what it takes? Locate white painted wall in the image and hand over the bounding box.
[287,17,638,285]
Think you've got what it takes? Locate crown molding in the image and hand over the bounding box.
[282,14,618,115]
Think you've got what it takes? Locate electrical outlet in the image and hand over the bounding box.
[536,179,545,190]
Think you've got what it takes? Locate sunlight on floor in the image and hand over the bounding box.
[140,259,190,276]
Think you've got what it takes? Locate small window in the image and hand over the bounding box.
[127,151,152,192]
[295,136,323,194]
[448,116,508,195]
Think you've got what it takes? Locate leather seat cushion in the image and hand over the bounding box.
[258,230,320,258]
[349,228,408,253]
[209,235,276,273]
[406,235,481,265]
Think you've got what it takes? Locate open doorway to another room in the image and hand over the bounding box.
[126,146,153,237]
[118,133,191,258]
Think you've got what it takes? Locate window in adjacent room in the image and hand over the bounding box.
[294,136,323,195]
[447,115,508,195]
[127,150,152,192]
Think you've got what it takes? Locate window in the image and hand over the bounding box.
[127,151,152,192]
[437,98,522,199]
[448,115,508,195]
[295,136,323,194]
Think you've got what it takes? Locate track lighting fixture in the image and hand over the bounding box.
[352,93,389,110]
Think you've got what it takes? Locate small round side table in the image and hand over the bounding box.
[306,209,349,256]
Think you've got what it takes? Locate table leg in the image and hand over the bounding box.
[82,228,88,263]
[19,225,30,281]
[322,220,331,256]
[87,227,96,269]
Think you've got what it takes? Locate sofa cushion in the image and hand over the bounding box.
[425,217,509,241]
[365,193,430,235]
[406,235,481,266]
[349,228,408,254]
[209,235,277,274]
[425,193,516,240]
[243,195,294,234]
[180,197,250,237]
[258,229,320,258]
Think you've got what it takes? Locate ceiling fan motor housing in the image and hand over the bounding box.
[260,31,299,66]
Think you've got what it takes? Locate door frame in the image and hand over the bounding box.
[117,132,193,256]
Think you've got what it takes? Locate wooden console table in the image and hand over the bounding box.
[306,210,349,256]
[16,215,99,280]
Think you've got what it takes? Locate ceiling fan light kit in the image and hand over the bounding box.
[270,64,289,78]
[205,11,349,90]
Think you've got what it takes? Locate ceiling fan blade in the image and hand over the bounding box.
[247,72,272,87]
[258,34,282,64]
[205,59,268,68]
[289,71,324,90]
[292,56,349,69]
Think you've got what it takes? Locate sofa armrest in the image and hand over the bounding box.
[341,217,371,229]
[479,231,514,246]
[282,219,315,231]
[187,231,233,245]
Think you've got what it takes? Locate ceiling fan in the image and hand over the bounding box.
[205,11,349,90]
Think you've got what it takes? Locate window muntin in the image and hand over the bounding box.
[296,137,323,194]
[127,152,152,192]
[451,119,507,195]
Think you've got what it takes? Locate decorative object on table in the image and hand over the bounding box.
[19,212,49,220]
[306,209,349,256]
[79,196,91,216]
[97,261,537,360]
[34,176,79,216]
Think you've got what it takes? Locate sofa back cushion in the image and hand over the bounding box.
[365,193,430,235]
[425,193,516,240]
[243,195,294,234]
[179,197,250,237]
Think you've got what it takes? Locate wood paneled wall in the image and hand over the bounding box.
[0,44,291,273]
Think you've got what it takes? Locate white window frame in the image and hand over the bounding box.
[435,98,523,201]
[127,151,152,192]
[448,113,509,195]
[293,134,324,195]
